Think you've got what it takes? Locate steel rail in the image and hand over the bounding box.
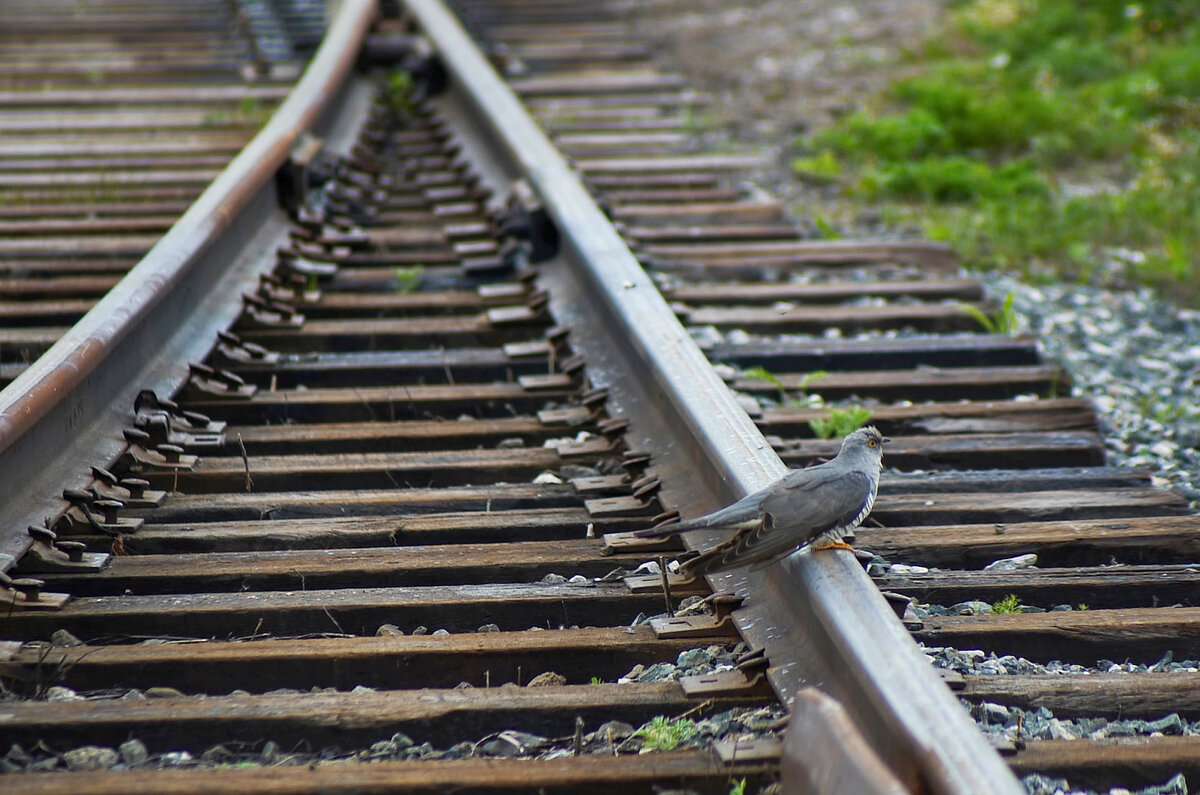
[0,0,379,572]
[403,0,1024,792]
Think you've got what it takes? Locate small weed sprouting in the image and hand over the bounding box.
[1077,604,1089,611]
[589,676,603,685]
[394,265,423,293]
[743,365,789,404]
[959,292,1018,335]
[796,370,827,391]
[791,150,842,184]
[634,716,699,752]
[789,370,829,407]
[811,214,843,240]
[809,406,873,440]
[992,594,1022,614]
[743,367,827,407]
[230,96,273,127]
[385,68,416,117]
[743,366,782,389]
[729,779,748,795]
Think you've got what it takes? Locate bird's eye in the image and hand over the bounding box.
[867,439,877,448]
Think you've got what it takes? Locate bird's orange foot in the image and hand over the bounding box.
[811,540,856,552]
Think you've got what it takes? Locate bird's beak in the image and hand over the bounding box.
[882,437,891,444]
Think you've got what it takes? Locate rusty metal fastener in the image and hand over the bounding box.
[124,428,152,446]
[10,578,43,602]
[56,541,87,563]
[543,325,570,345]
[181,410,216,428]
[524,291,549,313]
[27,525,57,545]
[621,450,652,469]
[737,647,770,676]
[650,509,680,527]
[706,593,745,622]
[215,331,281,368]
[295,205,326,229]
[597,417,628,437]
[91,466,119,487]
[94,499,125,525]
[880,591,915,621]
[140,413,171,446]
[245,292,299,319]
[63,488,96,505]
[120,478,150,499]
[581,387,608,410]
[157,444,184,463]
[190,363,246,389]
[633,478,662,500]
[558,354,586,376]
[134,390,180,415]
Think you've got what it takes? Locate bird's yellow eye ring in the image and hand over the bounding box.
[867,439,877,448]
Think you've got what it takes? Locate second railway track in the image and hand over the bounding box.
[0,0,322,387]
[0,1,1197,793]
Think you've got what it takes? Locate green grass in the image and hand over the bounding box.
[385,68,416,117]
[792,0,1200,304]
[393,265,423,293]
[991,594,1023,614]
[958,292,1018,334]
[743,367,828,407]
[205,97,275,128]
[791,150,843,183]
[742,365,790,405]
[809,406,873,440]
[634,716,698,752]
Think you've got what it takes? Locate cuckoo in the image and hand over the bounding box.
[636,426,889,576]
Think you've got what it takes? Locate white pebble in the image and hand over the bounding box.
[983,553,1038,572]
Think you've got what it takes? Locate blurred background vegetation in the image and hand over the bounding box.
[792,0,1200,304]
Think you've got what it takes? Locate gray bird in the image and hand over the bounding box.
[636,426,888,576]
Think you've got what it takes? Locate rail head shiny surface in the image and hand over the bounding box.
[0,0,379,569]
[402,0,1024,792]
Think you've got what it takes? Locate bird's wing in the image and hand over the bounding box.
[681,469,873,575]
[758,468,873,538]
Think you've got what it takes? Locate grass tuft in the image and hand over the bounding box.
[991,594,1023,614]
[809,407,874,440]
[792,0,1200,304]
[958,292,1018,334]
[393,265,423,293]
[634,716,698,752]
[385,68,416,117]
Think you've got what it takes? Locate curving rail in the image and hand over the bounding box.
[0,0,379,573]
[403,2,1021,792]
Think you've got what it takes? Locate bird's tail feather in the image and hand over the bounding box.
[678,535,806,577]
[677,536,744,576]
[633,516,707,538]
[634,502,761,539]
